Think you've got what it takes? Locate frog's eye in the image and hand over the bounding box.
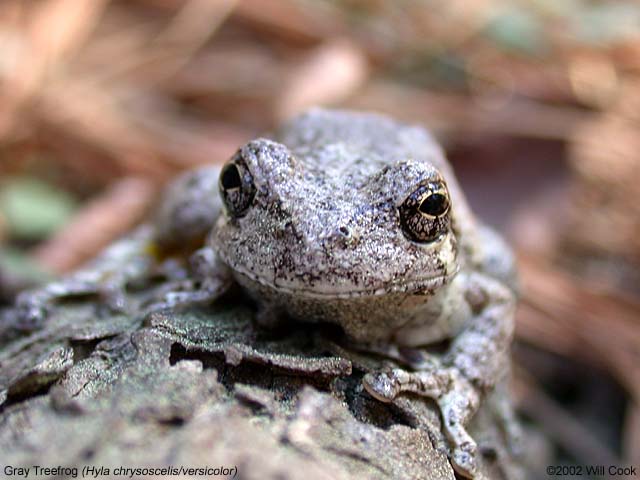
[398,182,451,242]
[417,191,449,217]
[219,157,256,218]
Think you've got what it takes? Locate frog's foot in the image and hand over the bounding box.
[143,275,230,315]
[145,283,223,312]
[363,366,481,478]
[362,367,450,402]
[15,275,130,328]
[440,382,481,478]
[144,246,232,312]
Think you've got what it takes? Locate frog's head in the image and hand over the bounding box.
[212,138,459,300]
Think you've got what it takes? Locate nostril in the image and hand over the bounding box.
[338,226,351,237]
[321,225,359,251]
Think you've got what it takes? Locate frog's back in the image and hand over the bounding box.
[272,108,449,176]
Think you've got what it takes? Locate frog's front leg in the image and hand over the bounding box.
[14,166,224,328]
[363,272,516,478]
[15,226,156,327]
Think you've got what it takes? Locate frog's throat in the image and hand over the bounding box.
[229,264,460,299]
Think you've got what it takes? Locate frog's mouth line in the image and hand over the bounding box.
[228,263,458,299]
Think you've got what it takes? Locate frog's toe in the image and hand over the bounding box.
[14,294,49,330]
[451,441,479,479]
[101,284,129,314]
[362,371,400,403]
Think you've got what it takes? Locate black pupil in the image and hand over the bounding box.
[418,193,448,216]
[220,163,242,190]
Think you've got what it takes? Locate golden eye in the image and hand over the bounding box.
[398,182,451,243]
[219,155,256,218]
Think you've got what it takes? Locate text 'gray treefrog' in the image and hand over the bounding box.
[16,109,521,477]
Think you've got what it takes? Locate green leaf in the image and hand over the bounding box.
[0,247,53,284]
[484,7,548,55]
[0,177,77,241]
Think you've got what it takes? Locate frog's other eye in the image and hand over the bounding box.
[219,158,256,218]
[220,163,242,190]
[399,182,451,242]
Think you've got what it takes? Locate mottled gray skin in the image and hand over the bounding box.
[15,109,520,478]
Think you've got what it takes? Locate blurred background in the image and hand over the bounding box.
[0,0,638,476]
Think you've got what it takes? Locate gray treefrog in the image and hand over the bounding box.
[16,109,521,477]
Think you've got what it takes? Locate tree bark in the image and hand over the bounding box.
[0,285,523,479]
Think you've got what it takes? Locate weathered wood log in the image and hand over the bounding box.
[0,283,525,479]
